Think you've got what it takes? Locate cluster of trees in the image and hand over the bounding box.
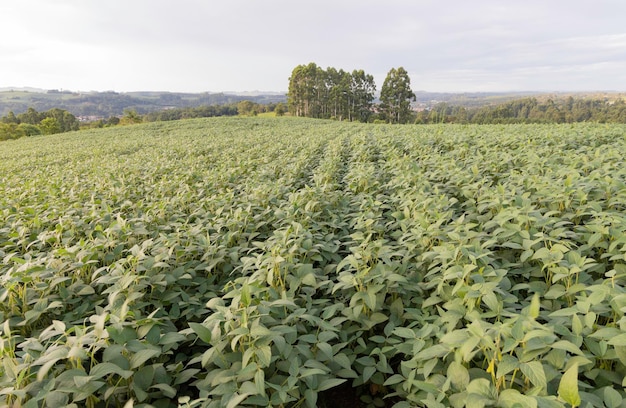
[379,67,416,124]
[287,63,377,122]
[0,108,79,141]
[87,102,285,126]
[417,97,626,124]
[142,104,238,122]
[287,63,416,123]
[236,101,286,117]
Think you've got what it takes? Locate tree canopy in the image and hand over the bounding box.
[415,97,626,124]
[287,63,376,122]
[380,67,416,124]
[0,107,79,141]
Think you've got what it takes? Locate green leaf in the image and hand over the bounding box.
[189,322,212,343]
[532,247,551,261]
[607,334,626,346]
[412,380,440,395]
[133,366,155,391]
[603,387,622,408]
[558,363,580,407]
[369,312,389,325]
[256,345,272,367]
[334,353,352,370]
[520,361,547,390]
[37,357,64,381]
[383,374,405,386]
[224,392,251,408]
[498,389,537,408]
[300,368,327,377]
[301,272,317,286]
[249,324,273,338]
[304,389,317,408]
[130,349,160,369]
[393,327,416,339]
[45,391,69,407]
[255,369,266,397]
[241,283,251,307]
[529,293,540,319]
[414,344,448,361]
[363,366,376,383]
[317,378,347,392]
[89,362,133,380]
[496,354,519,378]
[151,383,177,398]
[589,327,622,340]
[466,378,493,398]
[571,315,583,336]
[447,361,469,390]
[551,340,584,356]
[317,342,334,361]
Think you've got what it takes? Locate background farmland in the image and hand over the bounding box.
[1,118,626,407]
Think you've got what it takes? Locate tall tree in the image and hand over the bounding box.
[288,64,376,122]
[350,69,376,122]
[379,67,416,124]
[287,63,322,117]
[325,67,347,120]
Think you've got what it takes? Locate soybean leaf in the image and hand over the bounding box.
[317,378,347,392]
[558,363,581,407]
[189,322,212,344]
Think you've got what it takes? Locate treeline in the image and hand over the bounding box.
[140,104,237,122]
[288,63,376,122]
[86,101,285,128]
[417,97,626,124]
[287,63,417,123]
[140,101,285,122]
[0,108,79,141]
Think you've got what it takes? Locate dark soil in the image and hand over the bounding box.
[317,383,400,408]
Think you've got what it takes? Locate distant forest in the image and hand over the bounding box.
[419,97,626,124]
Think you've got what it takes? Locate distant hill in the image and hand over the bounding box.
[412,91,625,109]
[0,89,287,118]
[2,88,622,119]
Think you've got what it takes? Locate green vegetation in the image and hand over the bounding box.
[419,97,626,124]
[0,107,79,141]
[379,67,416,124]
[287,63,376,122]
[1,118,626,407]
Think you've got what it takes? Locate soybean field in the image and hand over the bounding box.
[1,117,626,408]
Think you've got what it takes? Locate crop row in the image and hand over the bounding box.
[1,118,626,407]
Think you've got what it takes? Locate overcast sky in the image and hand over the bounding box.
[1,0,625,93]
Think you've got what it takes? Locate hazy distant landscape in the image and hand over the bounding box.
[0,88,286,118]
[2,87,624,121]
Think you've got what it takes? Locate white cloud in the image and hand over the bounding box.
[1,0,625,92]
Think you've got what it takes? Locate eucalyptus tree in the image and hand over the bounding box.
[349,69,376,122]
[288,64,376,122]
[288,63,323,117]
[379,67,416,124]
